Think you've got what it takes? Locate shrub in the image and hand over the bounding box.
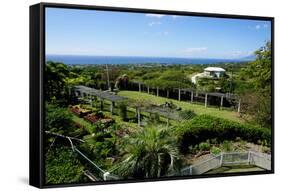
[222,140,232,152]
[210,147,221,155]
[45,104,74,134]
[178,115,271,153]
[198,142,211,151]
[95,111,104,118]
[262,146,271,154]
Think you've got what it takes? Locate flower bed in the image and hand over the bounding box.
[84,114,114,126]
[84,114,99,123]
[69,105,91,117]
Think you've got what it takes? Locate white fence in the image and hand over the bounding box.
[180,151,271,176]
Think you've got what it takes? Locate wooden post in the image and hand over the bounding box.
[167,90,169,98]
[191,91,194,103]
[139,83,141,92]
[156,87,159,97]
[220,96,224,110]
[147,86,150,94]
[205,93,208,108]
[110,101,115,114]
[178,88,181,101]
[238,99,241,113]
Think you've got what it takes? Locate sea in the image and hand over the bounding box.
[46,55,248,65]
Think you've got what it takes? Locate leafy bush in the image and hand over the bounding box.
[222,140,232,152]
[210,147,221,155]
[95,111,104,118]
[178,115,271,153]
[45,147,86,184]
[45,104,74,134]
[198,141,211,151]
[81,129,118,162]
[262,146,271,154]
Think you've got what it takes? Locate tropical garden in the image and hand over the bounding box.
[44,42,272,184]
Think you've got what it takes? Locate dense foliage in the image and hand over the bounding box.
[239,42,272,127]
[45,104,74,134]
[178,115,271,153]
[115,126,181,178]
[45,147,86,184]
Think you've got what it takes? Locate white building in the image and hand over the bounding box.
[191,67,226,84]
[203,67,226,78]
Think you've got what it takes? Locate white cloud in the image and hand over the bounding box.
[184,47,208,53]
[228,50,253,58]
[255,25,261,30]
[249,24,269,30]
[145,14,165,18]
[148,21,162,26]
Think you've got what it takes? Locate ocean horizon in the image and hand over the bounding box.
[46,55,250,65]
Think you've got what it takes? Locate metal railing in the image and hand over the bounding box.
[46,131,120,181]
[180,151,271,176]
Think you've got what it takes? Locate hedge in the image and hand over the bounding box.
[178,115,271,153]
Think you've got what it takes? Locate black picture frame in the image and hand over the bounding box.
[30,2,274,189]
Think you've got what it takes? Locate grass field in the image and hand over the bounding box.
[118,91,243,122]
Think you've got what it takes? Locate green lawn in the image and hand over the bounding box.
[118,91,243,123]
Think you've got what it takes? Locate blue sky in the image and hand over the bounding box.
[46,8,271,59]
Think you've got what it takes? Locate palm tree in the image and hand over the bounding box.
[113,126,181,179]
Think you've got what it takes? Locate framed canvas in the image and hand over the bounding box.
[30,2,274,188]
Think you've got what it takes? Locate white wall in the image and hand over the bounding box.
[0,0,279,190]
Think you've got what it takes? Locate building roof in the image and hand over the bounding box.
[74,85,127,102]
[204,67,225,72]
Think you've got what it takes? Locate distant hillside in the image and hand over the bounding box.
[242,54,256,61]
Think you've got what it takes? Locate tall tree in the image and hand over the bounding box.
[45,62,70,101]
[241,42,272,127]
